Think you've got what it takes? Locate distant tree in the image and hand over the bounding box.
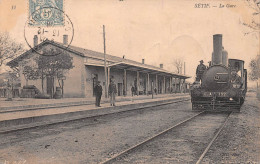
[173,58,183,74]
[249,54,260,99]
[249,54,260,81]
[37,48,74,78]
[23,65,39,85]
[242,0,260,35]
[0,32,25,67]
[0,71,20,88]
[241,0,260,95]
[0,70,20,100]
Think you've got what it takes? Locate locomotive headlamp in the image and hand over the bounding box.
[232,84,240,88]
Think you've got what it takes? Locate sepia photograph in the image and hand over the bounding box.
[0,0,259,163]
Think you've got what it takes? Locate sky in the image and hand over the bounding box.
[0,0,259,85]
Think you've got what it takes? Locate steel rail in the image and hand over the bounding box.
[0,98,190,134]
[195,112,232,164]
[100,111,205,164]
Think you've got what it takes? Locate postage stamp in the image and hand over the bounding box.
[25,0,74,56]
[29,0,64,26]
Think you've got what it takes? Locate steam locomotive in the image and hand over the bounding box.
[190,34,247,112]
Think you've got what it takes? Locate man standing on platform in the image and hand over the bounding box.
[94,81,102,107]
[131,84,135,96]
[109,78,117,106]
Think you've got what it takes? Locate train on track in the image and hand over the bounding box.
[190,34,247,112]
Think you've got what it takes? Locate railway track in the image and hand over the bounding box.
[0,98,190,134]
[100,111,232,164]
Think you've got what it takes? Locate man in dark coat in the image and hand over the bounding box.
[94,81,102,107]
[131,85,135,96]
[196,60,207,82]
[108,78,117,106]
[154,87,157,95]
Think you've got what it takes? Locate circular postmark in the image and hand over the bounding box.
[24,7,74,56]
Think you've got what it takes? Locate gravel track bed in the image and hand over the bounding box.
[0,101,197,164]
[112,112,230,164]
[201,92,260,163]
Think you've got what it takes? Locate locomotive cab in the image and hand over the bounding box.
[229,59,245,89]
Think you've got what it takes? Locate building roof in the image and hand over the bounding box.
[7,40,190,79]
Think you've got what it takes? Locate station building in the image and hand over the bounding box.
[7,35,190,98]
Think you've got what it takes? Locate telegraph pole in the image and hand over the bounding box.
[103,25,108,98]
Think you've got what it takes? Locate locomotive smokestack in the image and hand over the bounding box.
[212,34,223,65]
[222,47,228,66]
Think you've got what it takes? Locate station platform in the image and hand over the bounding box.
[0,93,188,112]
[0,93,190,133]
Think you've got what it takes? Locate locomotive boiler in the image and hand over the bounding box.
[190,34,247,112]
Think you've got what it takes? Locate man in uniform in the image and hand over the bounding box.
[94,81,102,107]
[196,60,207,82]
[231,63,243,88]
[109,78,117,106]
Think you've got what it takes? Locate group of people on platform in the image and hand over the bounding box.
[131,86,183,96]
[94,76,188,107]
[93,77,117,107]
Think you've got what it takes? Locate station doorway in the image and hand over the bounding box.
[118,83,123,96]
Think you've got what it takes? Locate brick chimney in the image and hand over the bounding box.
[160,64,163,68]
[142,59,145,64]
[33,35,38,47]
[63,35,68,45]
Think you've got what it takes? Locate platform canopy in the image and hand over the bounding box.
[85,61,190,79]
